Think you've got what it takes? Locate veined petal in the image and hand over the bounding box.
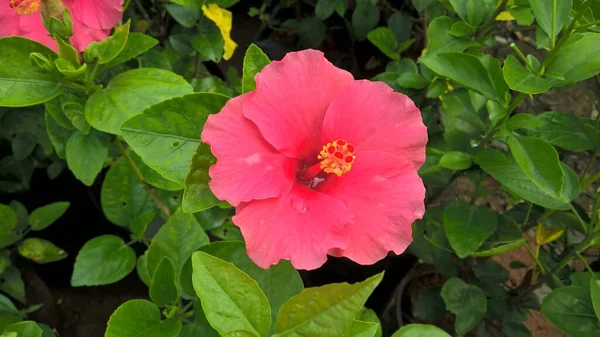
[322,80,427,169]
[318,151,425,265]
[234,183,353,270]
[202,94,296,207]
[68,0,123,30]
[243,49,353,162]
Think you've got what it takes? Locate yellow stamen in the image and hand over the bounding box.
[9,0,40,15]
[317,139,356,177]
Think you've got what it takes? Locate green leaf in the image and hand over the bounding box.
[166,4,200,27]
[443,200,497,258]
[396,73,429,89]
[137,252,151,287]
[449,0,497,26]
[45,97,73,130]
[473,259,509,283]
[502,55,551,94]
[546,33,600,86]
[352,0,380,41]
[388,12,412,42]
[439,151,472,170]
[182,141,221,213]
[45,110,72,159]
[0,267,25,304]
[439,89,487,151]
[471,238,527,257]
[342,320,379,337]
[101,156,155,227]
[355,309,382,337]
[11,133,37,160]
[61,94,90,134]
[147,208,209,285]
[71,235,136,286]
[84,21,130,64]
[3,321,42,337]
[506,113,545,130]
[192,252,271,337]
[65,131,109,186]
[192,241,303,330]
[421,52,507,103]
[391,324,451,337]
[18,238,67,264]
[122,93,228,185]
[541,286,598,337]
[590,277,600,321]
[507,135,564,198]
[316,0,347,19]
[529,111,594,151]
[528,0,572,43]
[150,257,179,307]
[105,299,182,337]
[367,27,400,60]
[441,278,487,335]
[475,149,578,209]
[273,273,383,337]
[424,16,479,55]
[0,205,17,230]
[292,18,326,49]
[85,68,192,135]
[191,20,224,63]
[29,202,69,230]
[449,21,474,37]
[133,153,183,191]
[0,37,62,107]
[130,211,155,239]
[242,44,271,93]
[0,294,18,315]
[414,287,446,321]
[103,33,159,69]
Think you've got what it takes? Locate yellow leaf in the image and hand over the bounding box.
[202,4,237,60]
[535,223,564,245]
[495,11,515,21]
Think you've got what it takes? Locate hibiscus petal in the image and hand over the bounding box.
[243,49,353,162]
[0,5,20,37]
[70,0,123,30]
[321,80,428,169]
[318,151,425,265]
[202,94,296,207]
[234,183,353,270]
[69,20,110,52]
[16,13,58,51]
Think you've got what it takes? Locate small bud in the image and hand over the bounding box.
[29,52,54,73]
[42,7,73,39]
[40,0,65,19]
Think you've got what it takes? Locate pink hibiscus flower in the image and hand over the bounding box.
[202,50,427,270]
[0,0,123,52]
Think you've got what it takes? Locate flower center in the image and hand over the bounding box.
[318,139,356,177]
[301,138,356,185]
[9,0,40,15]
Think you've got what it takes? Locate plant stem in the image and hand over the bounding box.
[577,19,600,30]
[576,253,594,274]
[60,80,87,91]
[570,203,590,233]
[510,43,534,72]
[523,202,533,226]
[525,243,546,274]
[116,139,172,218]
[582,170,600,190]
[581,150,598,180]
